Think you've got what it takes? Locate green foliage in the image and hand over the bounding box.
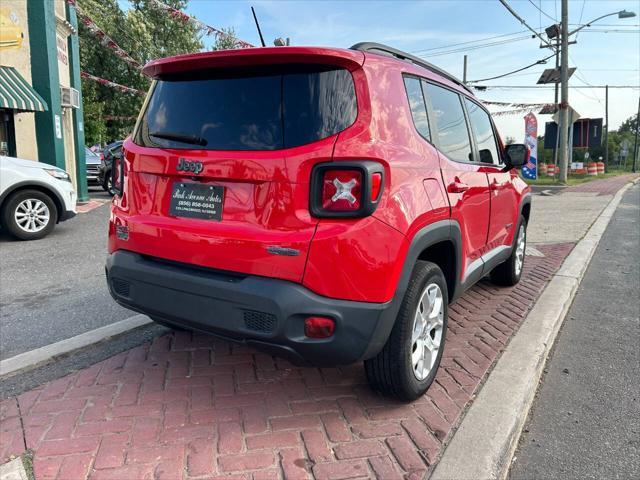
[211,27,241,51]
[618,113,638,136]
[79,0,204,144]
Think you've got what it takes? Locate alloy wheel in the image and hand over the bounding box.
[515,224,526,277]
[411,282,444,381]
[14,199,50,233]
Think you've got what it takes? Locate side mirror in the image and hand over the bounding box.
[504,144,530,170]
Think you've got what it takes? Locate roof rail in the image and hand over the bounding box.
[350,42,473,94]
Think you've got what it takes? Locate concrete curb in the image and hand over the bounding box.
[0,314,151,378]
[430,180,637,480]
[0,458,28,480]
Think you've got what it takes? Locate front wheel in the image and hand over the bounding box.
[1,189,58,240]
[365,261,448,401]
[490,215,527,286]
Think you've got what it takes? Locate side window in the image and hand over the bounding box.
[464,98,501,165]
[403,76,430,141]
[423,82,473,163]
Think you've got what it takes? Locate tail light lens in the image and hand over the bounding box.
[311,161,384,218]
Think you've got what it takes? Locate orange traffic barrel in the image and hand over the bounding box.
[538,163,548,176]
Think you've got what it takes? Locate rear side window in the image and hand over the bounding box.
[423,83,473,163]
[403,76,430,141]
[464,98,501,164]
[134,66,357,151]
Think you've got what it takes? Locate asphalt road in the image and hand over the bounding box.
[0,188,133,360]
[510,183,640,479]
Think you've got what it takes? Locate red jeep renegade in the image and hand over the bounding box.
[106,43,531,400]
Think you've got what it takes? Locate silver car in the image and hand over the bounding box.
[85,147,101,186]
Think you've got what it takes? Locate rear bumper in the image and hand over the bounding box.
[106,250,396,366]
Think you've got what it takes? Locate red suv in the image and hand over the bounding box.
[106,43,531,400]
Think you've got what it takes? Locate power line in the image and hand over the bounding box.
[528,0,556,22]
[472,85,639,89]
[468,53,555,82]
[498,0,555,49]
[418,35,533,58]
[410,30,529,54]
[575,0,587,41]
[579,29,640,34]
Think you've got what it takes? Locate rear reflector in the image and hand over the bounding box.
[371,172,382,201]
[304,316,335,339]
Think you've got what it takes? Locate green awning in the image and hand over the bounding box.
[0,66,48,112]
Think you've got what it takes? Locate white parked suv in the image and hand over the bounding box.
[0,155,77,240]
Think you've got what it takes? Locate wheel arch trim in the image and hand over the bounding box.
[361,219,462,359]
[0,181,64,222]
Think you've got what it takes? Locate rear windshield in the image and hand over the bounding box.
[133,65,357,151]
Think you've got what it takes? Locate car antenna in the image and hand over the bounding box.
[251,6,266,47]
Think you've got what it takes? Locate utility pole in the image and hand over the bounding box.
[558,0,570,183]
[553,34,560,168]
[633,96,639,173]
[463,55,468,84]
[605,85,609,171]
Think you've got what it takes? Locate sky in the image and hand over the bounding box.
[127,0,640,141]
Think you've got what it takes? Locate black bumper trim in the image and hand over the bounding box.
[106,251,397,366]
[59,210,77,222]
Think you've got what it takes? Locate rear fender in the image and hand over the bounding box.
[361,219,462,359]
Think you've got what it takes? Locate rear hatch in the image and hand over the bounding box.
[117,47,364,282]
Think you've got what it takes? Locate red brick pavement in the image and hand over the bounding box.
[0,243,574,480]
[565,174,638,196]
[77,200,110,214]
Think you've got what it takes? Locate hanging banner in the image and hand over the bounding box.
[69,0,145,73]
[150,0,254,48]
[522,112,538,180]
[81,71,146,97]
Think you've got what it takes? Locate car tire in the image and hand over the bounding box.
[102,169,116,196]
[490,215,527,286]
[1,189,58,241]
[364,260,448,401]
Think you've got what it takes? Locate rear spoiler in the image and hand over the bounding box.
[142,47,365,79]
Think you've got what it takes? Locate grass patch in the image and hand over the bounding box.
[523,170,631,186]
[21,450,34,480]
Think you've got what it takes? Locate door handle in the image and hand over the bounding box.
[448,181,469,193]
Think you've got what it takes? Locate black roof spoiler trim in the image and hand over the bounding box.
[350,42,473,94]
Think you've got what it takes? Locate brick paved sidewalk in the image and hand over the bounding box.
[565,173,638,196]
[0,243,573,480]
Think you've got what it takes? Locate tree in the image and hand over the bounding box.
[618,113,638,136]
[211,27,241,51]
[128,0,203,62]
[505,136,516,145]
[79,0,203,144]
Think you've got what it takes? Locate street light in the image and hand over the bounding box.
[568,10,637,36]
[556,5,637,183]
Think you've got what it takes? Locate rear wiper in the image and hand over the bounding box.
[149,131,208,146]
